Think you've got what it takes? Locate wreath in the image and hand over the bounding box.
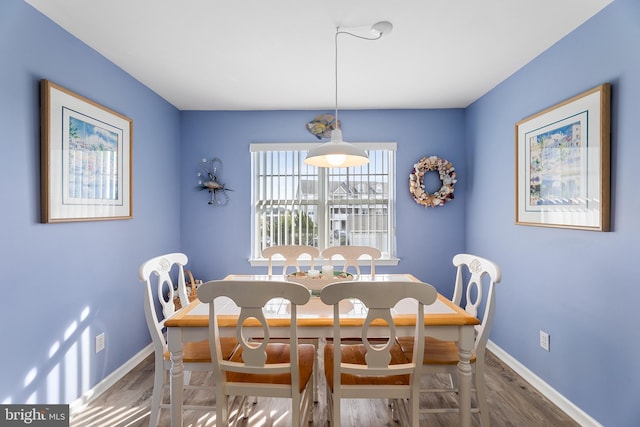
[409,156,457,207]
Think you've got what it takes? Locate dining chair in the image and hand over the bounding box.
[262,244,321,399]
[320,280,438,427]
[321,245,382,277]
[397,253,502,427]
[138,253,237,427]
[197,279,316,426]
[262,244,320,276]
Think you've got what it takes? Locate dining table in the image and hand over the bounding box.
[164,273,480,427]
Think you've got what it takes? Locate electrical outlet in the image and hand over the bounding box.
[539,330,550,351]
[96,333,105,353]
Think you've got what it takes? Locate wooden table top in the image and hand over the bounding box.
[165,273,479,328]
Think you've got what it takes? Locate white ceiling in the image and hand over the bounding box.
[25,0,612,111]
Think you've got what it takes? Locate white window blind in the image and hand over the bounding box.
[250,142,396,261]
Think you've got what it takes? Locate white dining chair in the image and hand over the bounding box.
[138,253,237,426]
[262,245,320,276]
[197,279,316,426]
[397,253,502,427]
[320,280,438,426]
[262,245,321,400]
[321,245,382,277]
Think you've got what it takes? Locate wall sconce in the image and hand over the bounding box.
[196,157,232,206]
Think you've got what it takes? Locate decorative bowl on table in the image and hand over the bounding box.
[286,270,353,291]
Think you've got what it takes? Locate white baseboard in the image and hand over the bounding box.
[69,344,153,415]
[487,341,602,427]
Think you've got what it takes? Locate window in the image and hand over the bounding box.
[250,142,397,263]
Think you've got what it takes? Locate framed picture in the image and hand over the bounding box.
[40,80,133,223]
[515,83,610,231]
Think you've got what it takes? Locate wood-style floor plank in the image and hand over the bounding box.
[70,347,578,427]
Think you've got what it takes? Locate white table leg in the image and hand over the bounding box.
[457,325,474,427]
[167,328,184,427]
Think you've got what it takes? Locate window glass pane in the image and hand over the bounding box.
[326,150,390,253]
[252,143,394,259]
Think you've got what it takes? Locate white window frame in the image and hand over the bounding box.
[249,142,399,267]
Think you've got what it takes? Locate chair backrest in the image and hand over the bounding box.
[138,253,190,354]
[320,280,437,389]
[197,279,311,388]
[262,245,320,276]
[450,254,502,355]
[321,246,382,277]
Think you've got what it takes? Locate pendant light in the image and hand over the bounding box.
[304,21,393,168]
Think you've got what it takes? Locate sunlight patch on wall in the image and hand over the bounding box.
[65,339,78,401]
[47,361,60,403]
[81,327,90,392]
[24,368,37,388]
[64,321,78,341]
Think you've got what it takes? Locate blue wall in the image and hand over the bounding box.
[465,0,640,425]
[1,0,181,405]
[179,109,466,290]
[3,0,637,425]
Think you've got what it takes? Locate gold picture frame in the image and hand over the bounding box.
[515,83,610,231]
[40,80,133,223]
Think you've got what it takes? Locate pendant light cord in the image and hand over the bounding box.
[334,27,384,130]
[334,28,339,128]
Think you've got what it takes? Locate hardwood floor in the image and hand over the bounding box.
[70,346,578,427]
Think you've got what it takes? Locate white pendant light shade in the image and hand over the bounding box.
[304,129,369,168]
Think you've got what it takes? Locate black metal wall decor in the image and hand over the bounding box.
[196,157,232,206]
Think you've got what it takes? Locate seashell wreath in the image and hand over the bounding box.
[409,156,457,207]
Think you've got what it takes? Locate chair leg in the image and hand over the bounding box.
[331,391,341,427]
[241,396,250,419]
[411,392,420,426]
[291,395,300,426]
[216,389,229,427]
[449,371,457,390]
[475,363,490,427]
[308,394,314,424]
[390,399,399,422]
[325,380,339,427]
[149,365,164,427]
[313,350,319,402]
